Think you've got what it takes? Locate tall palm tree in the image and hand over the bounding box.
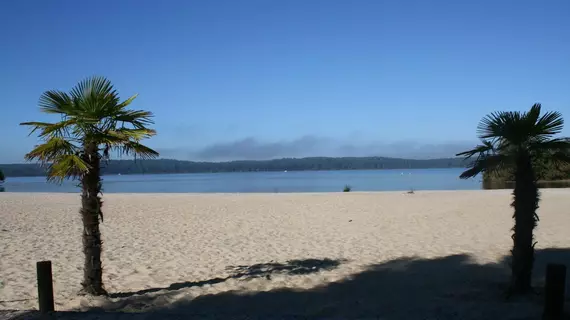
[456,104,570,294]
[21,76,159,295]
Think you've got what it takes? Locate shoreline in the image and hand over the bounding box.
[3,188,570,196]
[0,166,469,179]
[0,189,510,196]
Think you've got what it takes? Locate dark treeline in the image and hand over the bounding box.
[1,156,467,177]
[483,161,570,186]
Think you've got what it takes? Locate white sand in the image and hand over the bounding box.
[1,190,569,319]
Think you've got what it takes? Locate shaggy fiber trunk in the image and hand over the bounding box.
[510,151,539,294]
[80,142,107,295]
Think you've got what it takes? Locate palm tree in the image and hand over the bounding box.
[456,103,570,294]
[21,76,159,295]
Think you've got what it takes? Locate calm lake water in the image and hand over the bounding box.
[1,168,481,193]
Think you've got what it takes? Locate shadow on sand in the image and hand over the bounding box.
[109,258,345,299]
[14,250,570,319]
[70,248,568,319]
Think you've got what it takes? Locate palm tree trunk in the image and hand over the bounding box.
[80,142,107,295]
[510,152,539,294]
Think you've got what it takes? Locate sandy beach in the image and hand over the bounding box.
[1,190,569,319]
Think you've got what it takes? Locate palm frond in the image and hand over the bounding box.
[47,154,90,183]
[114,141,159,160]
[20,121,57,136]
[115,110,154,129]
[113,128,156,140]
[116,94,138,109]
[91,128,156,146]
[24,137,80,163]
[477,111,513,140]
[69,76,116,103]
[69,76,119,119]
[39,90,74,115]
[524,103,542,128]
[20,119,77,138]
[459,154,512,179]
[476,104,565,148]
[24,76,157,180]
[456,140,495,159]
[533,109,564,137]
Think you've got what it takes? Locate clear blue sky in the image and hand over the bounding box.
[1,0,569,162]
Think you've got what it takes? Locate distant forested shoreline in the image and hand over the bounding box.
[0,157,468,177]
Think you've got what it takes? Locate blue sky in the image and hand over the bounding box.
[1,0,569,162]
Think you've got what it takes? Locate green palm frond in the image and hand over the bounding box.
[92,128,156,142]
[115,109,155,129]
[22,76,159,182]
[20,119,77,138]
[24,137,80,163]
[115,128,156,139]
[115,129,156,142]
[116,94,138,109]
[39,90,74,115]
[20,121,58,136]
[69,76,117,115]
[47,154,90,183]
[96,128,158,160]
[117,141,159,160]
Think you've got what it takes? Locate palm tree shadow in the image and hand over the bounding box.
[504,247,570,294]
[95,248,570,319]
[109,258,345,299]
[229,258,346,278]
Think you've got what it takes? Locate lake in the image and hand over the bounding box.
[1,168,481,193]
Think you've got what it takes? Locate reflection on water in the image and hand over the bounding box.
[483,180,570,190]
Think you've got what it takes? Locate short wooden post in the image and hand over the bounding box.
[543,263,566,320]
[36,261,54,313]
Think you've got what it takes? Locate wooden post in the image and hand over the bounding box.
[543,263,566,320]
[36,261,54,313]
